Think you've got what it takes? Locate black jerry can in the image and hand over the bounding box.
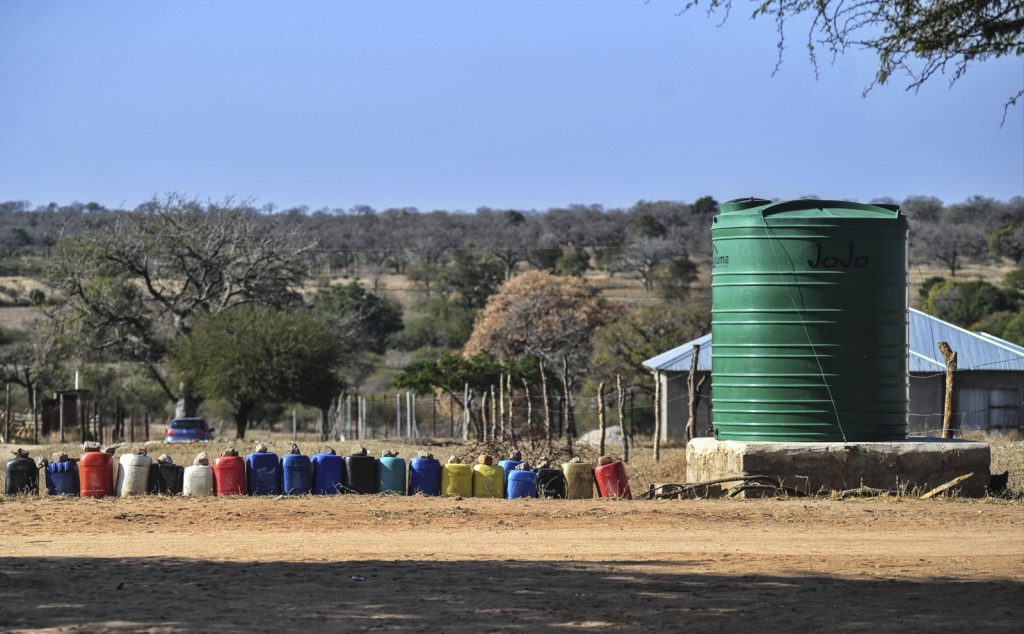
[5,457,39,495]
[148,463,184,495]
[345,455,378,494]
[536,467,567,499]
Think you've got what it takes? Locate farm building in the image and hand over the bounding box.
[643,308,1024,440]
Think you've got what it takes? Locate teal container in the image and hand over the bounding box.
[377,456,407,495]
[711,198,909,442]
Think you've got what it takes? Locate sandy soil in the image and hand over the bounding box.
[0,495,1021,633]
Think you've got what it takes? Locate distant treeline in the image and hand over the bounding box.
[1,195,1021,283]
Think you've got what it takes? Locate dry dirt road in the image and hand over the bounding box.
[0,495,1021,633]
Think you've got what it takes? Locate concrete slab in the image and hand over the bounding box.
[685,437,992,497]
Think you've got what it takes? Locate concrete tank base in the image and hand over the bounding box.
[686,437,992,497]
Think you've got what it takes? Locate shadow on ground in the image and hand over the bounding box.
[0,557,1020,632]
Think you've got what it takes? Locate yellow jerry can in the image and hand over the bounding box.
[441,462,473,497]
[562,459,594,499]
[472,463,504,498]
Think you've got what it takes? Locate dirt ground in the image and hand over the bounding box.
[0,495,1021,633]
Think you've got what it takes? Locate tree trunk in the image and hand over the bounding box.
[320,404,331,441]
[234,403,253,439]
[175,382,203,418]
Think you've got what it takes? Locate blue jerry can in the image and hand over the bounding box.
[409,456,441,496]
[281,453,312,495]
[507,469,538,499]
[312,453,345,495]
[246,451,281,496]
[45,460,79,496]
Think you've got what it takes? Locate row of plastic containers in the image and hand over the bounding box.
[5,447,633,500]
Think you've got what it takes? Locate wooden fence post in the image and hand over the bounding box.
[597,381,606,456]
[521,378,532,439]
[617,375,628,462]
[686,343,708,444]
[506,373,514,439]
[938,342,957,439]
[653,372,661,463]
[4,383,10,444]
[498,373,505,439]
[540,360,551,441]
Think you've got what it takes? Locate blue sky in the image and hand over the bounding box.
[1,0,1021,212]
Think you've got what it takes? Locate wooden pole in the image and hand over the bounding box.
[617,375,628,462]
[506,373,514,439]
[396,393,402,438]
[539,360,551,441]
[4,383,10,444]
[490,384,498,440]
[481,390,490,443]
[561,356,574,457]
[498,373,505,439]
[561,355,574,440]
[522,378,532,439]
[686,343,708,444]
[938,342,957,439]
[653,372,661,463]
[59,392,65,442]
[80,394,86,443]
[32,387,38,444]
[597,381,606,456]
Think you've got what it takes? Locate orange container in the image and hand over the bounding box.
[79,451,114,498]
[213,455,246,495]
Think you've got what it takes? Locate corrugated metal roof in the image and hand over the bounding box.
[641,333,712,372]
[907,308,1024,372]
[642,308,1024,373]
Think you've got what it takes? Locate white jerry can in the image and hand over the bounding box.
[183,465,215,496]
[116,453,153,497]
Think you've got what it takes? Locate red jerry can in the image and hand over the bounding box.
[594,459,632,499]
[79,451,114,498]
[213,455,246,496]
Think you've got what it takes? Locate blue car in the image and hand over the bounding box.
[164,417,211,442]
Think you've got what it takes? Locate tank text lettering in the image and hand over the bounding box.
[807,242,868,269]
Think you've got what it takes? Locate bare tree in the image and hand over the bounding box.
[50,195,314,417]
[0,319,67,427]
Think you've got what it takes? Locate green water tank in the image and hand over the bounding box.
[711,198,909,442]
